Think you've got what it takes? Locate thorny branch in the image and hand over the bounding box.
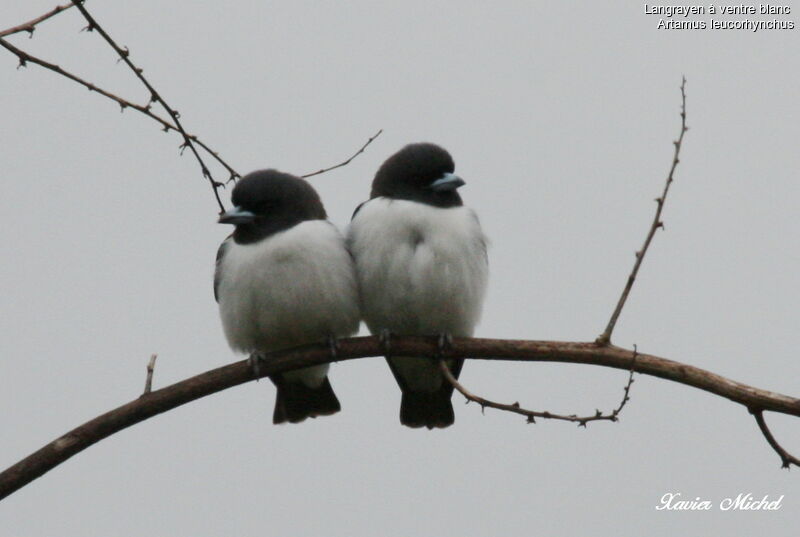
[302,129,384,179]
[0,3,73,38]
[2,3,380,211]
[1,336,799,501]
[68,0,228,212]
[0,37,237,181]
[440,346,637,426]
[596,77,689,346]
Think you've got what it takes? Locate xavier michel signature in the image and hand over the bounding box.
[656,492,784,511]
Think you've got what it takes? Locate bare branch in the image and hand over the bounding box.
[1,335,798,501]
[597,77,689,345]
[441,345,636,425]
[69,0,229,211]
[0,37,241,184]
[301,129,383,179]
[142,354,158,395]
[0,3,74,38]
[751,409,800,469]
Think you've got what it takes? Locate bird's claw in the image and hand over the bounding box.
[248,353,265,380]
[379,328,392,354]
[437,332,453,358]
[327,335,340,361]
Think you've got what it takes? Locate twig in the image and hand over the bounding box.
[0,37,240,185]
[69,0,228,211]
[301,129,383,179]
[0,3,73,38]
[440,345,637,426]
[142,354,158,395]
[596,77,689,345]
[1,335,798,501]
[751,409,800,469]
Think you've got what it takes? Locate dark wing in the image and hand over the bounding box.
[213,236,231,303]
[350,200,368,220]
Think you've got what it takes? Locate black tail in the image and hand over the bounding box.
[400,389,455,429]
[270,375,341,424]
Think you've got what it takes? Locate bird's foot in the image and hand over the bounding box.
[248,353,265,380]
[437,332,454,358]
[327,335,340,361]
[379,328,393,354]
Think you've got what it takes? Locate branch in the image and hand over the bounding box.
[143,354,158,395]
[596,77,688,345]
[1,335,798,501]
[69,0,228,211]
[440,346,636,426]
[0,37,241,186]
[301,129,383,179]
[751,409,800,469]
[0,3,73,38]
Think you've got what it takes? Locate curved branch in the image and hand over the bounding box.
[439,347,637,426]
[1,335,798,501]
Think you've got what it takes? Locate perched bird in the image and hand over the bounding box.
[347,143,488,428]
[215,170,360,424]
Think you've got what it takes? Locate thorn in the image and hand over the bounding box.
[161,125,169,132]
[511,401,520,409]
[173,110,181,119]
[119,102,127,112]
[150,93,158,103]
[16,58,27,69]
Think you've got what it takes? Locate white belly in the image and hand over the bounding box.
[348,197,488,337]
[217,220,360,356]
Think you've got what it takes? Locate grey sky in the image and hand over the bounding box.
[1,2,798,535]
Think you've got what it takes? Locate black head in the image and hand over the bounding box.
[218,170,327,244]
[370,143,465,208]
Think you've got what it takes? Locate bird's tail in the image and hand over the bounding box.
[270,375,341,424]
[400,389,456,429]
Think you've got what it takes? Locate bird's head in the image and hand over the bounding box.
[219,170,326,244]
[370,143,465,208]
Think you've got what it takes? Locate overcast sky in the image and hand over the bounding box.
[2,2,798,535]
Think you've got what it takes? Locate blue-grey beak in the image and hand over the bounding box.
[218,206,256,225]
[428,172,466,192]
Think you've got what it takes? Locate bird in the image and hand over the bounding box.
[215,169,360,424]
[347,143,488,428]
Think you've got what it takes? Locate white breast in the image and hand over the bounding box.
[347,197,489,336]
[216,220,360,355]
